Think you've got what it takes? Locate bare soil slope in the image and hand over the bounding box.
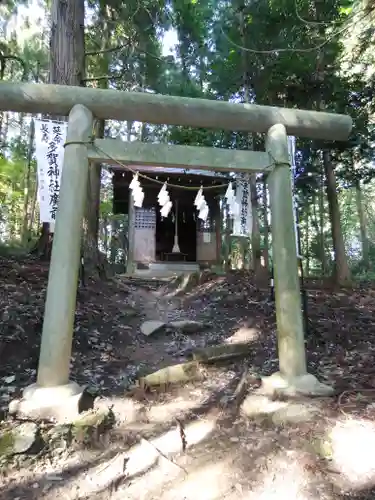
[1,258,375,499]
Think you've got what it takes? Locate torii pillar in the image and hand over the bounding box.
[261,123,333,396]
[11,104,94,421]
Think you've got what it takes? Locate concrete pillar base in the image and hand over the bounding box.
[9,381,94,423]
[260,371,334,398]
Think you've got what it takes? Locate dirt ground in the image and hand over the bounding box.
[2,256,375,499]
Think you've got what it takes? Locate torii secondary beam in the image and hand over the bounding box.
[88,139,271,172]
[0,82,352,141]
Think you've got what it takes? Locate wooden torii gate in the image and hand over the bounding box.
[0,82,352,420]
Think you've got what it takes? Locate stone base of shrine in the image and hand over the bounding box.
[134,261,200,278]
[9,381,94,423]
[259,372,335,398]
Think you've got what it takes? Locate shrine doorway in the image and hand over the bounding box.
[155,204,197,262]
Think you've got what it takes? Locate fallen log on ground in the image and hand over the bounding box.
[138,361,203,389]
[190,342,252,363]
[136,343,252,390]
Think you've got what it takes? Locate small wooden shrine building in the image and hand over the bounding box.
[112,165,226,271]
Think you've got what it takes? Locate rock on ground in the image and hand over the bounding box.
[140,320,166,336]
[0,422,38,456]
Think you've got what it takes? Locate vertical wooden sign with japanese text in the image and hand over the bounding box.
[35,120,67,228]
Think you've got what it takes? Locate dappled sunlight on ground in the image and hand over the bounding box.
[224,325,260,344]
[147,396,202,422]
[245,451,319,500]
[180,275,227,299]
[107,383,216,439]
[329,417,375,489]
[108,388,205,425]
[158,457,237,500]
[149,414,217,455]
[103,396,144,425]
[161,273,227,299]
[70,415,218,498]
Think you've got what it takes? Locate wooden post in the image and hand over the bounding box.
[266,124,306,378]
[126,188,135,275]
[215,198,221,267]
[172,199,181,253]
[37,104,93,387]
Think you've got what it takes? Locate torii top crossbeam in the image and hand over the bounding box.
[0,82,352,141]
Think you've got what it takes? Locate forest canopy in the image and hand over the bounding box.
[0,0,374,284]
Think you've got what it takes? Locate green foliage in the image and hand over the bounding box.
[0,241,31,257]
[85,0,169,92]
[1,0,375,279]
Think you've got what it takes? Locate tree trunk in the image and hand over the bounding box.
[242,237,247,270]
[35,0,85,258]
[0,112,9,152]
[28,179,38,236]
[262,173,269,270]
[22,119,35,245]
[82,3,113,277]
[354,178,369,269]
[319,170,327,275]
[323,150,351,285]
[238,1,261,278]
[224,212,230,271]
[8,184,15,239]
[250,174,262,275]
[110,217,119,263]
[103,216,108,255]
[50,0,85,86]
[83,129,102,276]
[312,193,320,271]
[304,205,310,276]
[0,112,4,152]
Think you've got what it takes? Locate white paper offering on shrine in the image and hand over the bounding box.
[225,182,240,217]
[129,173,144,208]
[194,187,203,207]
[157,183,172,217]
[160,200,172,218]
[34,119,67,225]
[194,187,209,221]
[198,202,209,221]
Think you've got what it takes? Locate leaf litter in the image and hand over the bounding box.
[1,259,375,498]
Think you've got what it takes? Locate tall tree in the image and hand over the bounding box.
[35,0,85,258]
